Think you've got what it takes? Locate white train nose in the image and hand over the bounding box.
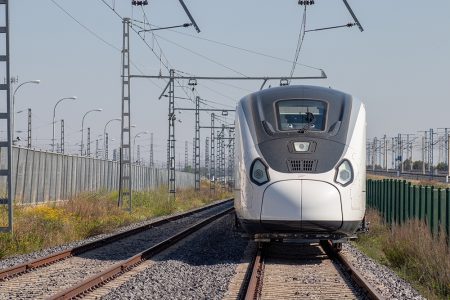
[260,180,343,231]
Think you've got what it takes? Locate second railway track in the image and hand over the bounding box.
[0,199,233,299]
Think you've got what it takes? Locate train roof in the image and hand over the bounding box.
[238,85,354,105]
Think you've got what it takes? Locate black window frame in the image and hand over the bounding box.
[275,99,328,132]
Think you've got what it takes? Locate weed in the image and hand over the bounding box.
[0,187,232,260]
[354,209,450,299]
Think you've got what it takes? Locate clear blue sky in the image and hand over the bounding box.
[9,0,450,165]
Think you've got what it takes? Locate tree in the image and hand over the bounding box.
[182,165,193,173]
[402,159,412,170]
[412,160,428,171]
[436,162,448,172]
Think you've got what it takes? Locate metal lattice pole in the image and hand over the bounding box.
[194,96,201,191]
[220,125,226,189]
[0,0,12,232]
[205,137,209,178]
[184,141,188,170]
[428,129,433,174]
[210,113,215,194]
[87,128,91,157]
[445,129,449,167]
[217,130,222,188]
[398,134,403,173]
[372,137,376,171]
[137,144,140,164]
[383,135,387,171]
[105,133,109,160]
[168,69,176,197]
[192,138,195,170]
[422,134,426,174]
[391,137,395,170]
[118,18,132,210]
[27,108,31,148]
[60,119,64,154]
[166,140,170,170]
[150,132,154,168]
[448,133,450,178]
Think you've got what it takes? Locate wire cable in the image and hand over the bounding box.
[98,1,248,108]
[51,0,162,90]
[165,27,323,71]
[154,33,248,77]
[50,0,121,51]
[289,5,307,80]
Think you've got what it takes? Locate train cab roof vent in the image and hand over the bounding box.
[287,159,317,172]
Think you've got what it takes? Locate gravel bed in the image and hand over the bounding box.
[0,199,231,270]
[102,214,249,300]
[342,243,425,300]
[1,197,426,300]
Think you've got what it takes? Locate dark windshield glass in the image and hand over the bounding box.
[277,99,326,131]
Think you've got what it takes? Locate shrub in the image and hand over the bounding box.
[356,209,450,299]
[383,220,449,298]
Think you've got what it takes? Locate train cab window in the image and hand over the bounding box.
[277,100,326,131]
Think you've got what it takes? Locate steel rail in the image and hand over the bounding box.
[243,245,264,300]
[0,198,233,280]
[321,240,385,300]
[242,241,384,300]
[49,206,234,300]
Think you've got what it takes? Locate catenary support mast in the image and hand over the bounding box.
[118,18,132,211]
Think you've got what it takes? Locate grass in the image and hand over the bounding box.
[0,184,232,260]
[354,209,450,300]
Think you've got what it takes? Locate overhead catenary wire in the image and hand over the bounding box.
[98,0,273,112]
[164,27,324,72]
[289,5,307,81]
[154,33,248,78]
[133,8,199,104]
[98,0,172,75]
[50,0,162,90]
[49,0,121,52]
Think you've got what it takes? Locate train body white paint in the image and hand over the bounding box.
[234,85,366,242]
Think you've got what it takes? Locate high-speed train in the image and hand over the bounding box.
[234,85,366,244]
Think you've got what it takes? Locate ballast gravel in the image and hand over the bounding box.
[0,199,231,271]
[102,214,249,300]
[0,200,427,300]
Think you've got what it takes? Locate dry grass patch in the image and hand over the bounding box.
[0,187,231,260]
[354,209,450,299]
[384,221,450,299]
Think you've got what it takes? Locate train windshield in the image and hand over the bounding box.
[277,100,326,131]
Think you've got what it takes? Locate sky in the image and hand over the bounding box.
[5,0,450,166]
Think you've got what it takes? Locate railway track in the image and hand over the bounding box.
[0,199,233,299]
[241,241,384,300]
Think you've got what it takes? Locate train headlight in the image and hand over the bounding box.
[335,160,353,186]
[250,159,270,186]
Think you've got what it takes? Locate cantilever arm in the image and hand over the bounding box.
[178,0,201,33]
[342,0,364,32]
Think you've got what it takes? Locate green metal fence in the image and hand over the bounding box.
[367,179,450,237]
